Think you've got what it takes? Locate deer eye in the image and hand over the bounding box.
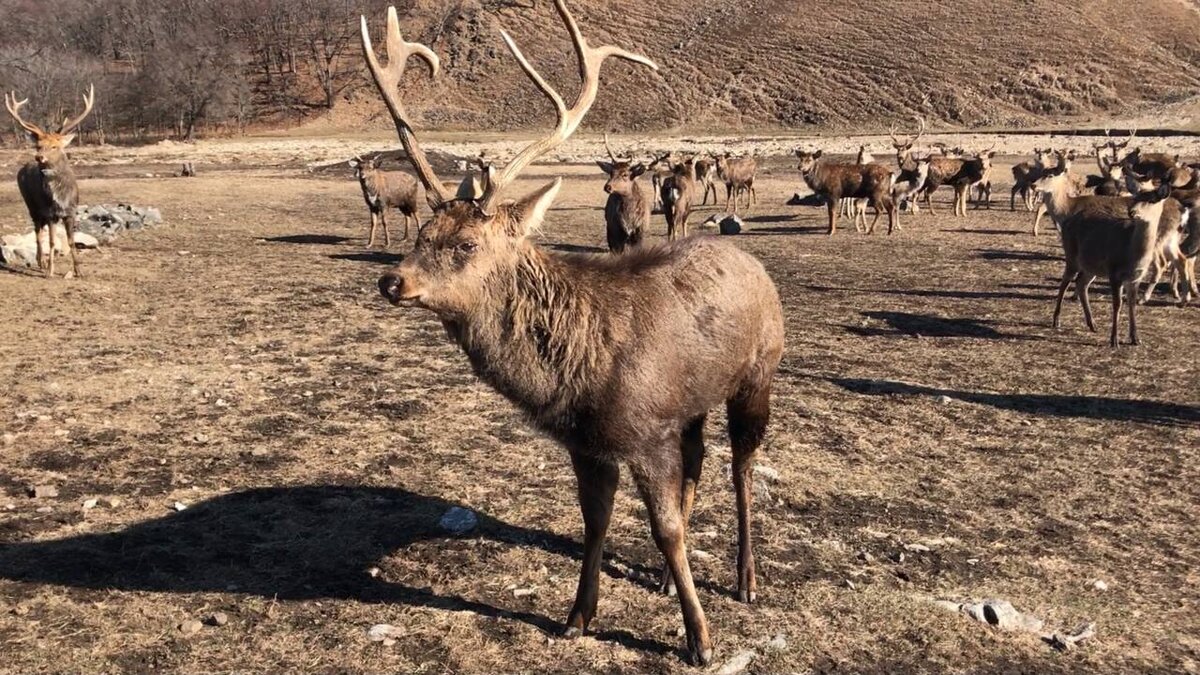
[455,241,478,255]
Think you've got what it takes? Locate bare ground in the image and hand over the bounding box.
[0,140,1197,674]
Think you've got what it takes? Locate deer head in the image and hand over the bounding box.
[794,149,823,176]
[889,116,925,163]
[365,1,657,312]
[597,133,647,195]
[5,85,94,168]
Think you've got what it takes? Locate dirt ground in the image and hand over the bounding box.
[0,137,1197,674]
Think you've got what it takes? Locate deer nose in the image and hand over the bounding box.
[603,183,613,194]
[378,272,405,305]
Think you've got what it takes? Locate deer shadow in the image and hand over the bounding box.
[328,251,406,265]
[974,249,1060,262]
[263,234,352,245]
[743,225,828,236]
[845,311,1015,340]
[802,284,1048,302]
[0,485,678,657]
[941,228,1024,236]
[831,379,1200,428]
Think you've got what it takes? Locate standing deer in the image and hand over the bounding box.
[839,145,873,226]
[349,155,423,246]
[694,155,720,206]
[661,156,697,241]
[1034,165,1174,347]
[597,134,650,252]
[795,149,897,235]
[5,86,94,279]
[363,2,783,665]
[647,152,672,211]
[942,145,995,217]
[715,154,757,213]
[890,117,926,213]
[1011,148,1054,211]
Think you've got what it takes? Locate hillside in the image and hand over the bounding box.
[341,0,1200,133]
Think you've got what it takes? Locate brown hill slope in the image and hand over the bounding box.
[346,0,1200,132]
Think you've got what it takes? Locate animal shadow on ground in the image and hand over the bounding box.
[832,379,1200,428]
[803,284,1047,302]
[845,311,1014,340]
[263,234,351,245]
[0,485,677,657]
[974,248,1059,262]
[328,251,405,265]
[744,225,827,236]
[943,228,1023,236]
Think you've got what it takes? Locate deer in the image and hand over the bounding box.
[647,151,672,211]
[715,154,757,213]
[1129,175,1192,306]
[1085,156,1125,197]
[941,144,995,217]
[1093,128,1135,170]
[5,86,94,279]
[795,149,897,235]
[363,2,784,665]
[838,145,873,227]
[1034,164,1175,347]
[694,155,720,206]
[597,134,650,252]
[1032,150,1091,236]
[349,155,423,246]
[890,117,926,213]
[661,156,697,241]
[1011,148,1055,211]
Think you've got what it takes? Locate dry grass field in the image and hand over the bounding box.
[0,138,1197,673]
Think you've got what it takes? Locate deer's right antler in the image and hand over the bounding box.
[361,7,453,206]
[59,84,95,135]
[4,92,44,136]
[479,0,658,213]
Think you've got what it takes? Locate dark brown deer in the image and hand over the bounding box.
[795,149,897,235]
[364,2,783,665]
[5,86,94,278]
[647,151,672,211]
[661,156,697,241]
[890,117,926,213]
[597,134,650,252]
[715,154,757,213]
[1035,164,1174,347]
[1011,148,1054,211]
[937,144,995,217]
[349,155,423,246]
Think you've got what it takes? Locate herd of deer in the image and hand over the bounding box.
[2,0,1196,666]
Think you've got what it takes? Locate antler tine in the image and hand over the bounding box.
[480,0,658,213]
[913,115,926,144]
[603,133,621,162]
[4,92,43,135]
[361,7,452,206]
[59,83,95,134]
[888,123,901,146]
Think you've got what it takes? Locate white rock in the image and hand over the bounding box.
[367,623,403,642]
[1091,579,1109,591]
[763,633,787,651]
[172,501,188,512]
[82,498,98,510]
[715,649,756,675]
[752,465,781,482]
[936,395,953,404]
[439,506,478,534]
[512,587,537,598]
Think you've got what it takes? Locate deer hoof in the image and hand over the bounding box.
[688,642,714,667]
[561,626,583,639]
[737,588,756,603]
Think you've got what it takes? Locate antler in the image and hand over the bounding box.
[603,133,621,163]
[59,84,95,134]
[4,92,44,136]
[890,115,925,148]
[361,7,452,206]
[479,0,658,213]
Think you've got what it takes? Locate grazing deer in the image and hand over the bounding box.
[795,149,897,235]
[597,134,649,252]
[715,154,757,213]
[349,155,423,246]
[694,155,720,206]
[1011,148,1054,211]
[5,86,94,279]
[1035,164,1174,347]
[661,156,697,241]
[363,2,784,665]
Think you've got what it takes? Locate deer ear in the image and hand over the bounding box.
[506,178,562,238]
[631,163,647,178]
[596,161,615,175]
[456,174,481,200]
[813,150,823,159]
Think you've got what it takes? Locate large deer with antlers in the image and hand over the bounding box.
[890,117,926,213]
[5,86,94,278]
[597,134,649,252]
[363,2,784,664]
[795,149,897,235]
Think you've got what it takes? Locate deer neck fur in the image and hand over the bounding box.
[441,243,625,432]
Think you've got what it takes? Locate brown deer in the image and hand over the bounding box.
[5,86,94,279]
[363,2,783,665]
[694,155,720,206]
[715,154,757,213]
[661,156,697,241]
[1093,128,1135,169]
[349,155,423,246]
[839,145,873,227]
[597,134,650,252]
[1085,156,1125,197]
[795,149,897,235]
[1035,164,1174,347]
[1010,148,1054,211]
[890,117,926,213]
[942,145,995,217]
[647,151,672,211]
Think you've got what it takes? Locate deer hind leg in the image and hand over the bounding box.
[45,221,57,278]
[631,454,712,666]
[826,201,838,236]
[1033,203,1047,237]
[1053,264,1079,329]
[886,197,898,234]
[1108,278,1124,347]
[1184,256,1198,303]
[563,450,619,638]
[367,210,379,247]
[63,214,82,279]
[380,210,391,248]
[727,381,771,605]
[1125,281,1141,345]
[660,415,707,598]
[34,224,48,275]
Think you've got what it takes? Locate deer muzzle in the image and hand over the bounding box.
[378,271,414,307]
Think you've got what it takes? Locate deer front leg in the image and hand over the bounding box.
[45,222,56,278]
[63,214,82,279]
[380,209,391,248]
[660,416,707,598]
[563,451,619,638]
[367,210,379,247]
[826,200,838,236]
[34,224,47,274]
[632,458,712,666]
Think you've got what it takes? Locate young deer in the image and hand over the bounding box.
[715,154,757,213]
[597,134,650,252]
[1035,165,1174,347]
[349,155,423,246]
[795,149,897,235]
[694,155,720,206]
[5,86,94,278]
[661,156,697,241]
[364,2,783,665]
